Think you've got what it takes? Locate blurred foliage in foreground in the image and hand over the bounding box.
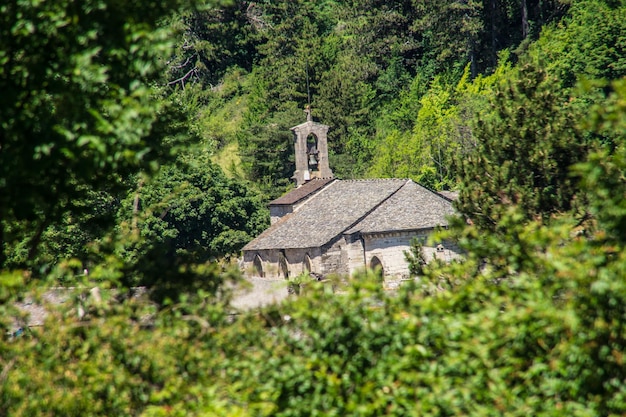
[2,0,626,415]
[1,78,625,417]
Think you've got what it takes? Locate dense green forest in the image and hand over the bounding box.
[2,0,626,415]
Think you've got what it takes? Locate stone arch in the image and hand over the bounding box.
[303,253,312,273]
[253,254,264,278]
[369,256,384,280]
[279,252,290,279]
[306,134,319,170]
[291,116,333,186]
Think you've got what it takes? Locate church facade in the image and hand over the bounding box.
[241,113,461,282]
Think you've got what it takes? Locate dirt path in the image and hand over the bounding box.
[229,277,290,310]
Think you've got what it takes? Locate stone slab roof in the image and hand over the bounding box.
[243,179,457,251]
[269,178,335,206]
[243,179,407,250]
[437,190,459,201]
[345,180,455,234]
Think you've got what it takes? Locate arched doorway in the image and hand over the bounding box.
[370,256,384,280]
[303,254,312,274]
[279,252,290,279]
[253,254,264,278]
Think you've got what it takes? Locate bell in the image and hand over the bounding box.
[308,153,318,166]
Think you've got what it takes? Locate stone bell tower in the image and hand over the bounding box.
[291,106,333,187]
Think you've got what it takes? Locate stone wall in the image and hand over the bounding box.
[242,248,323,279]
[362,229,462,283]
[242,229,462,281]
[269,205,293,224]
[362,230,423,279]
[320,238,349,276]
[344,233,366,275]
[285,247,323,277]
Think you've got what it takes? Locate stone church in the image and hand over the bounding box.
[242,110,460,281]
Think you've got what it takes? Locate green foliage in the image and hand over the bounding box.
[116,153,269,288]
[412,0,484,77]
[0,273,240,417]
[154,0,579,188]
[445,0,626,231]
[317,50,377,154]
[527,0,626,89]
[575,78,626,243]
[4,1,626,416]
[252,0,334,108]
[0,0,216,269]
[199,69,251,150]
[456,62,588,229]
[5,208,626,416]
[370,63,501,189]
[2,75,626,414]
[167,3,261,88]
[404,237,427,276]
[238,96,301,197]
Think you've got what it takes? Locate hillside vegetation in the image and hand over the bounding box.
[1,0,626,415]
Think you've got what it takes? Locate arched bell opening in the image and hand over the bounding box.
[306,133,319,171]
[291,112,332,186]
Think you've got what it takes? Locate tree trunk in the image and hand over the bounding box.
[490,0,498,68]
[132,177,144,235]
[0,216,5,270]
[522,0,529,38]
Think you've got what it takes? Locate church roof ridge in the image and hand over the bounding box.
[290,119,329,130]
[345,180,456,235]
[269,178,335,206]
[336,178,408,183]
[243,179,407,250]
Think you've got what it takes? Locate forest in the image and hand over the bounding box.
[1,0,626,415]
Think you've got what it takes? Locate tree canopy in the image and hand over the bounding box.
[2,0,626,415]
[0,0,197,268]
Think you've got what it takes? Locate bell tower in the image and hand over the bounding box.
[291,106,333,187]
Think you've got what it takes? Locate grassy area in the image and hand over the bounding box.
[212,141,244,178]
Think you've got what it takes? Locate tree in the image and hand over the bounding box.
[526,0,626,89]
[0,0,221,270]
[456,63,588,230]
[167,2,261,89]
[238,90,301,197]
[252,0,333,109]
[481,0,569,70]
[369,63,501,189]
[115,152,269,290]
[3,187,121,276]
[456,0,626,231]
[575,78,626,244]
[412,0,484,77]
